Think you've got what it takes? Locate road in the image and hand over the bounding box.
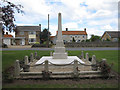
[1,47,120,51]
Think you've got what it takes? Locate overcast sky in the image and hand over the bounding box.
[3,0,119,38]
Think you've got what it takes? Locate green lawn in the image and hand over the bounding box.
[2,50,119,88]
[2,50,119,73]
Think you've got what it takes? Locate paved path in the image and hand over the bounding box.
[1,47,119,51]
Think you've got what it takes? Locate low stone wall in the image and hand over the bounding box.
[65,42,118,47]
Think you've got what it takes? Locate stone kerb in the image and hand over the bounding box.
[14,60,20,77]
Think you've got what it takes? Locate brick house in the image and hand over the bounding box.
[15,24,41,45]
[101,31,120,42]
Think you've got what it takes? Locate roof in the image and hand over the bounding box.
[3,34,13,37]
[57,31,87,35]
[102,31,120,38]
[50,36,55,38]
[16,26,41,31]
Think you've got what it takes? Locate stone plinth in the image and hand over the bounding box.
[35,56,85,65]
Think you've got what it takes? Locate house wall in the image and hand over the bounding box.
[36,31,40,43]
[15,31,40,45]
[111,38,119,42]
[101,32,111,41]
[3,39,11,45]
[62,35,87,42]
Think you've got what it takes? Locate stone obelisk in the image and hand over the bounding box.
[53,13,68,59]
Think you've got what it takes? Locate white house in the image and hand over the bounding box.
[2,33,14,45]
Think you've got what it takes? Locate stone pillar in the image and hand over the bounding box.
[81,51,84,59]
[14,60,20,77]
[50,52,53,56]
[57,13,62,41]
[34,52,37,59]
[73,60,79,78]
[53,13,68,59]
[30,53,34,62]
[86,53,89,61]
[44,60,49,72]
[73,60,78,73]
[91,55,97,71]
[24,56,28,65]
[92,55,96,64]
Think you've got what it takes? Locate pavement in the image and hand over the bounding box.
[8,45,32,48]
[1,47,120,51]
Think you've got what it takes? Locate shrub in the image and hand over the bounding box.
[35,42,40,44]
[31,44,47,48]
[99,60,113,79]
[31,44,52,48]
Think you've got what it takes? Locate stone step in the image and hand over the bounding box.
[20,71,101,76]
[17,74,115,79]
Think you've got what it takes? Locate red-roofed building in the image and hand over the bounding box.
[3,34,13,38]
[50,36,57,44]
[2,32,14,45]
[56,28,87,43]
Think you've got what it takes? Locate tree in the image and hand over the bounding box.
[90,34,101,42]
[86,39,90,42]
[40,28,51,44]
[1,0,24,33]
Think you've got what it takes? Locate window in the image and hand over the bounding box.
[83,35,85,38]
[75,36,77,38]
[113,38,118,42]
[19,32,24,35]
[29,38,36,42]
[29,31,36,35]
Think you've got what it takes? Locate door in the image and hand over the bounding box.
[22,39,25,45]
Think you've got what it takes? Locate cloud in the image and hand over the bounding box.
[101,25,113,30]
[63,22,78,29]
[5,0,118,39]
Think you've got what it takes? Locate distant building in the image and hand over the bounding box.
[57,28,87,43]
[101,31,120,42]
[50,36,56,44]
[15,24,41,45]
[2,32,14,45]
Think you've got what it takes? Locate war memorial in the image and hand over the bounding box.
[14,13,113,79]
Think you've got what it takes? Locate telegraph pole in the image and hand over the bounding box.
[47,14,49,47]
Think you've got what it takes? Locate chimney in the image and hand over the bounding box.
[39,24,41,32]
[6,32,8,35]
[84,28,86,32]
[66,28,68,31]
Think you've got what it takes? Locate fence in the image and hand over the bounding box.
[65,41,118,47]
